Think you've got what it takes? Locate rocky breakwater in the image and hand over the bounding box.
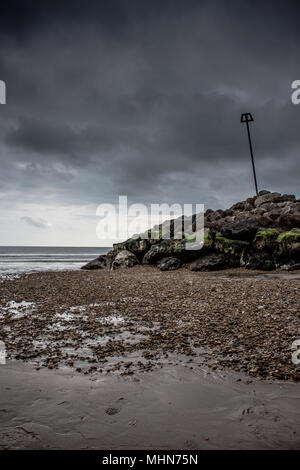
[82,191,300,272]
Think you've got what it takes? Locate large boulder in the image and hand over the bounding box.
[276,229,300,261]
[214,236,250,256]
[111,250,139,269]
[254,192,282,208]
[142,239,185,264]
[105,250,117,269]
[214,235,250,268]
[81,255,107,270]
[157,257,182,271]
[243,252,275,271]
[252,228,300,266]
[113,237,149,260]
[142,228,211,265]
[279,212,300,228]
[229,201,245,212]
[219,221,260,241]
[189,253,226,271]
[253,228,282,252]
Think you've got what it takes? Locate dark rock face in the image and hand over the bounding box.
[157,257,182,271]
[219,221,260,241]
[279,212,300,228]
[81,255,107,270]
[254,192,282,208]
[206,192,300,232]
[242,251,276,271]
[113,237,149,261]
[142,239,185,265]
[105,250,117,269]
[189,253,226,271]
[81,191,300,272]
[111,250,139,269]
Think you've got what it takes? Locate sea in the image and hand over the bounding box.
[0,246,109,277]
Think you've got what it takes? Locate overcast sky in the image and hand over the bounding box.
[0,0,299,246]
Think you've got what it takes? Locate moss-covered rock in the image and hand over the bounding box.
[215,235,249,256]
[214,236,250,268]
[113,237,149,260]
[253,228,282,251]
[142,239,185,264]
[182,233,196,243]
[276,229,300,258]
[204,227,214,249]
[277,228,300,243]
[181,227,213,251]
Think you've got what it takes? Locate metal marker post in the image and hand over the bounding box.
[241,113,258,196]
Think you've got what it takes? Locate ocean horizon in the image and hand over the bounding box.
[0,246,110,275]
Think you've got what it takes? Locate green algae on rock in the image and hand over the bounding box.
[254,229,282,251]
[277,229,300,259]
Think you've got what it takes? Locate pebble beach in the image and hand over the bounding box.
[0,266,299,382]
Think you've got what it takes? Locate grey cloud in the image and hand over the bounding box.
[21,216,52,229]
[5,117,149,163]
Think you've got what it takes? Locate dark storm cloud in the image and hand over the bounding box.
[0,0,196,36]
[0,0,300,213]
[5,117,133,161]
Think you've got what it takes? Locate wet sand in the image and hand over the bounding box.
[0,360,299,450]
